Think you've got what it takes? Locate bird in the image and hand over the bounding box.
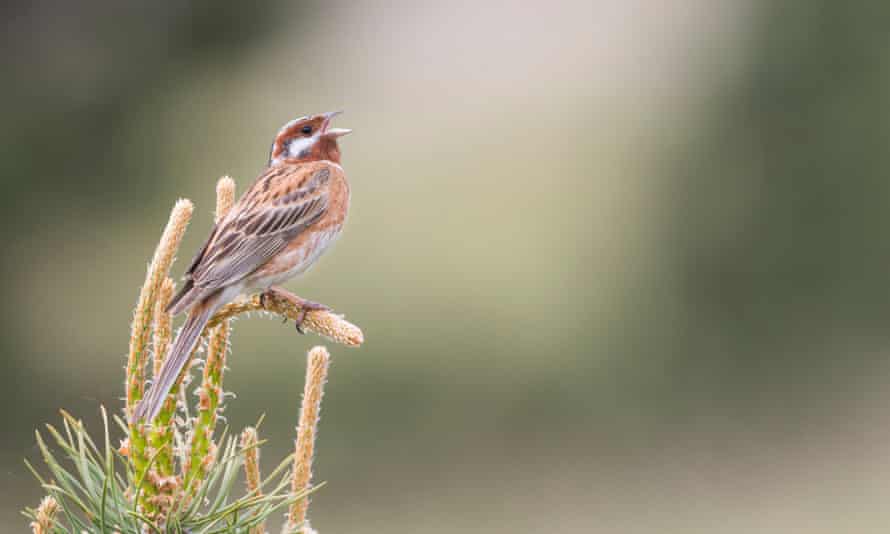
[133,111,352,423]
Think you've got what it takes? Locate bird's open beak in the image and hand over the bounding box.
[321,110,352,138]
[325,128,352,138]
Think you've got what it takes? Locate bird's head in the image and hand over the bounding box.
[268,111,352,166]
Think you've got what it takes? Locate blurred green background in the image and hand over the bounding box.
[4,0,890,532]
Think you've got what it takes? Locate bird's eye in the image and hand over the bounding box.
[301,125,313,135]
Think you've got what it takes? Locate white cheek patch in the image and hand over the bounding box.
[288,136,317,158]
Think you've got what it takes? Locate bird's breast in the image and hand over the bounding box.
[248,224,344,288]
[246,160,349,288]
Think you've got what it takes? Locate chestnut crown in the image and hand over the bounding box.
[268,111,351,166]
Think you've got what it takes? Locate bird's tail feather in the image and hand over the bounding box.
[133,300,216,423]
[166,278,195,315]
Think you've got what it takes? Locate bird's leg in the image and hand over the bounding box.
[258,290,286,322]
[260,286,332,334]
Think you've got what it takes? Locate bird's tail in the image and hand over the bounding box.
[133,299,216,423]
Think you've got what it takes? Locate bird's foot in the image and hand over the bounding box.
[260,286,331,334]
[293,298,331,334]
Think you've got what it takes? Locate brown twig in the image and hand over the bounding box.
[29,496,58,534]
[285,346,330,532]
[126,198,193,416]
[184,177,237,490]
[127,198,193,517]
[208,290,364,347]
[240,426,265,534]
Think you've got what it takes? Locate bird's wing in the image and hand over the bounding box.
[174,164,331,308]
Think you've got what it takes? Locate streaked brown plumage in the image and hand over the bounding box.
[134,111,351,423]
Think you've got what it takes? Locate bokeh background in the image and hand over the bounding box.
[4,0,890,532]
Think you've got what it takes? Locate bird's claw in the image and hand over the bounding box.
[260,287,331,335]
[294,299,331,334]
